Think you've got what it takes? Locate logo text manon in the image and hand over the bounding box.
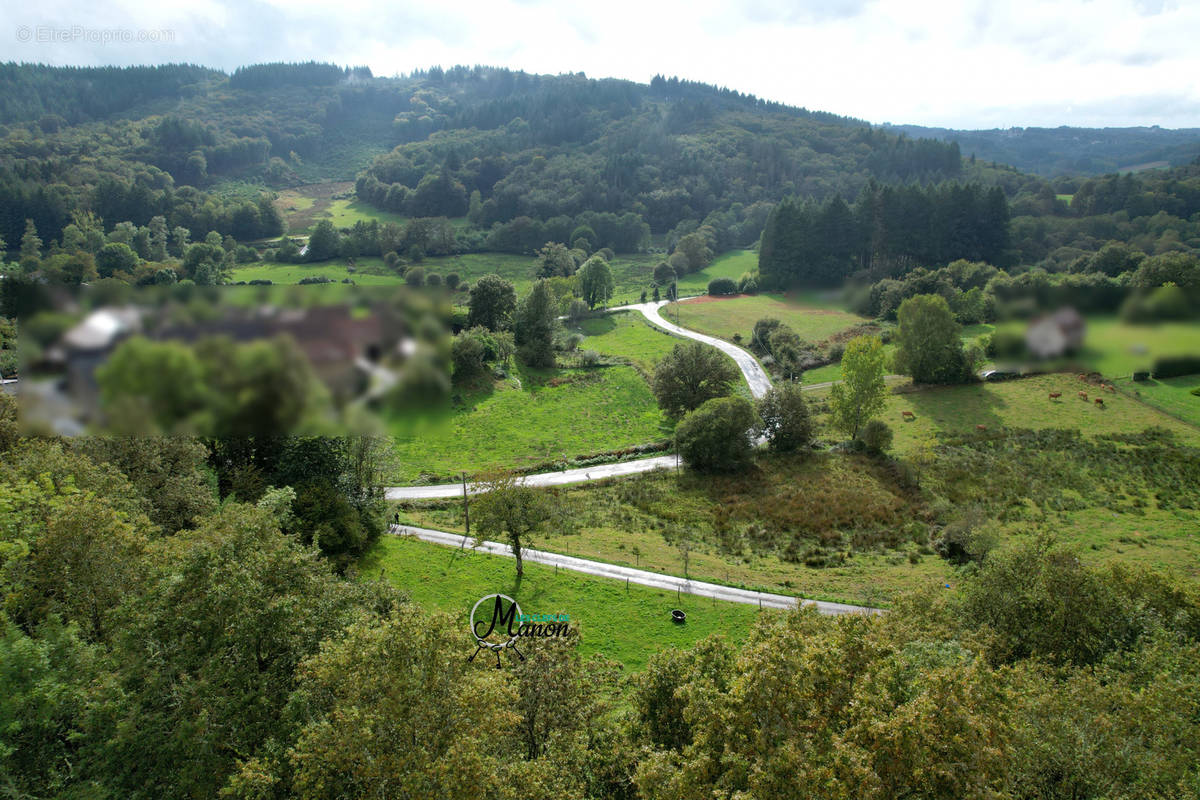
[473,596,570,641]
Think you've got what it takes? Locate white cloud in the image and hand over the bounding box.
[1,0,1198,128]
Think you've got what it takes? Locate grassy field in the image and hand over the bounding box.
[398,454,950,608]
[673,250,758,295]
[1079,317,1200,377]
[575,310,699,373]
[806,372,1200,455]
[233,249,666,304]
[1115,374,1200,427]
[230,261,406,286]
[984,316,1200,426]
[358,534,771,671]
[389,362,667,482]
[663,292,871,345]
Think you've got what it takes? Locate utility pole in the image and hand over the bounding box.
[461,471,469,536]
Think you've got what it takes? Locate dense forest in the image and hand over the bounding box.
[1,61,1199,312]
[0,61,966,253]
[2,391,1200,799]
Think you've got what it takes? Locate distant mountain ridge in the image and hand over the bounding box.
[883,123,1200,177]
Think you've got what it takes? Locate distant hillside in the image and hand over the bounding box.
[884,123,1200,177]
[0,62,971,248]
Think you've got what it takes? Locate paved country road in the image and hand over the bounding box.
[619,299,773,398]
[390,524,880,616]
[385,455,681,500]
[387,301,772,499]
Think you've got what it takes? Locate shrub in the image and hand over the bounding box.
[1133,371,1150,381]
[405,266,426,287]
[707,277,737,296]
[858,420,894,453]
[426,272,443,287]
[451,332,488,380]
[298,275,332,285]
[756,383,812,452]
[1151,355,1200,379]
[1191,386,1200,397]
[675,396,758,472]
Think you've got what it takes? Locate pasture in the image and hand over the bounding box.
[389,362,667,482]
[358,533,771,671]
[673,250,758,295]
[399,454,952,609]
[575,310,699,373]
[664,292,871,345]
[807,373,1200,455]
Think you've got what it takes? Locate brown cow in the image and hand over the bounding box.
[975,424,987,431]
[1079,391,1088,401]
[1107,385,1116,393]
[901,410,915,420]
[1095,398,1105,407]
[1049,392,1062,400]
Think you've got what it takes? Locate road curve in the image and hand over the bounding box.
[390,524,880,616]
[387,302,776,499]
[618,300,773,398]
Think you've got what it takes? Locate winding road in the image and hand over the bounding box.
[386,300,770,501]
[386,301,881,616]
[391,524,880,615]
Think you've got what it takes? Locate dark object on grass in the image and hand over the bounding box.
[671,609,686,624]
[1133,371,1150,382]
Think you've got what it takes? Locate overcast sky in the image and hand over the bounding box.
[3,0,1198,129]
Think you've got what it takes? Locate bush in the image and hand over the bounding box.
[568,298,589,324]
[426,272,443,287]
[707,277,738,296]
[756,383,812,452]
[298,275,332,285]
[737,272,759,294]
[1133,371,1150,382]
[405,266,426,287]
[451,332,487,380]
[675,396,758,472]
[858,420,893,453]
[1151,355,1200,379]
[1191,386,1200,397]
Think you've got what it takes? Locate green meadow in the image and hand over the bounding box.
[358,534,771,671]
[664,292,872,345]
[389,361,667,482]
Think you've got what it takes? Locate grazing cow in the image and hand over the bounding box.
[1078,373,1088,381]
[901,410,915,420]
[1095,398,1105,407]
[1079,391,1088,401]
[1107,385,1116,393]
[1049,392,1062,400]
[975,424,987,431]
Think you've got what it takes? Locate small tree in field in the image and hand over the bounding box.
[675,396,758,472]
[893,294,973,384]
[756,382,813,452]
[828,335,887,439]
[652,341,740,419]
[472,472,550,579]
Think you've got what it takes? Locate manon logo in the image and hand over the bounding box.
[468,593,570,667]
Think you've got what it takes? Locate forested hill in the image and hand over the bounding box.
[0,62,968,248]
[884,123,1200,177]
